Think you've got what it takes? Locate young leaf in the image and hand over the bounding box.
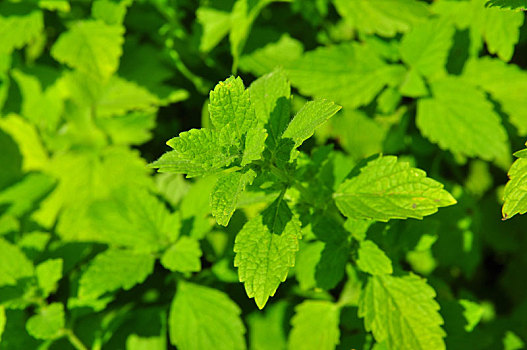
[288,300,340,350]
[234,196,302,309]
[210,169,256,226]
[334,156,456,222]
[169,281,246,350]
[161,237,202,273]
[356,240,393,275]
[502,149,527,219]
[416,77,509,161]
[51,20,124,79]
[359,274,446,350]
[282,100,341,148]
[78,249,155,300]
[26,303,65,340]
[36,259,63,297]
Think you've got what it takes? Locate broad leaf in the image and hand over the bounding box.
[0,238,34,287]
[211,170,256,226]
[161,237,202,273]
[356,240,393,275]
[25,303,65,340]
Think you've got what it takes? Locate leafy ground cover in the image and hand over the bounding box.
[1,0,527,349]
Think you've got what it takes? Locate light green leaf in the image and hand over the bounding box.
[503,331,525,350]
[288,43,405,109]
[39,0,70,12]
[416,77,509,161]
[334,156,456,222]
[0,10,44,54]
[463,58,527,135]
[150,128,238,177]
[502,151,527,219]
[79,249,155,300]
[26,303,65,340]
[239,35,304,76]
[242,126,267,165]
[399,69,428,98]
[400,19,455,79]
[234,196,302,309]
[359,274,446,350]
[197,7,231,52]
[356,240,393,275]
[36,259,63,297]
[0,237,34,287]
[126,334,165,350]
[0,173,55,218]
[51,20,124,79]
[333,0,429,37]
[92,0,131,25]
[288,300,340,350]
[169,281,246,350]
[211,170,256,226]
[0,306,5,343]
[161,237,202,273]
[247,301,289,350]
[282,100,341,148]
[459,299,484,332]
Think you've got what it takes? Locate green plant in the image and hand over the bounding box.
[1,0,527,350]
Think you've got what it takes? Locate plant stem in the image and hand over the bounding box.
[64,329,89,350]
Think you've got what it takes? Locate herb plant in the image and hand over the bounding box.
[1,0,527,350]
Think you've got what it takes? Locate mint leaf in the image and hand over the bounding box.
[51,20,124,79]
[169,281,246,350]
[26,303,65,340]
[234,196,302,309]
[400,18,455,79]
[334,156,456,222]
[282,100,341,148]
[197,7,231,53]
[502,149,527,219]
[247,301,289,350]
[288,300,340,350]
[161,237,202,273]
[36,259,63,298]
[416,77,509,161]
[359,274,446,350]
[486,0,526,10]
[211,170,256,226]
[0,306,5,343]
[356,240,393,275]
[0,10,44,54]
[92,0,131,25]
[79,249,155,300]
[0,237,34,287]
[334,0,429,37]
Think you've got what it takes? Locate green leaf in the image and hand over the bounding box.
[288,300,340,350]
[503,331,525,350]
[334,156,456,222]
[51,20,124,79]
[247,301,289,350]
[502,151,527,219]
[282,99,341,148]
[459,299,484,332]
[0,173,55,218]
[92,0,131,25]
[239,35,304,76]
[150,128,238,177]
[356,240,393,275]
[79,249,155,300]
[127,334,165,350]
[400,18,455,79]
[36,259,63,297]
[197,7,231,53]
[161,237,202,273]
[333,0,429,37]
[169,281,246,350]
[463,58,527,135]
[487,0,526,10]
[0,237,34,287]
[26,303,65,340]
[416,77,509,162]
[288,43,405,109]
[211,170,256,226]
[234,196,302,309]
[359,274,446,350]
[0,10,44,54]
[0,306,5,343]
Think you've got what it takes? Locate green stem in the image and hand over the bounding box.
[64,329,89,350]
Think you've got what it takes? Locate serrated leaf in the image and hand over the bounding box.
[79,249,155,300]
[0,237,34,287]
[400,18,455,79]
[502,152,527,219]
[242,126,267,165]
[288,43,405,109]
[26,303,65,340]
[51,20,124,79]
[334,156,456,222]
[416,77,509,161]
[282,100,341,148]
[211,170,256,226]
[36,259,63,297]
[356,240,393,275]
[334,0,429,37]
[463,58,527,135]
[161,237,202,273]
[234,196,302,309]
[0,10,44,54]
[288,300,340,350]
[150,128,239,177]
[169,281,246,350]
[487,0,526,10]
[359,274,446,350]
